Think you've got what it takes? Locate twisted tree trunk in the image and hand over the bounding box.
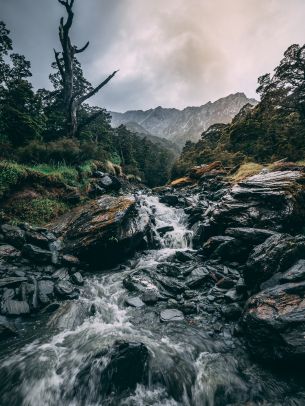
[54,0,118,137]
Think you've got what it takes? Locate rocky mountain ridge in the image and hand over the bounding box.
[111,92,258,148]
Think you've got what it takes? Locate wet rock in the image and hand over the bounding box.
[242,281,305,363]
[22,244,52,264]
[125,296,145,308]
[52,268,70,281]
[0,277,28,288]
[160,309,184,322]
[224,289,242,303]
[41,302,60,314]
[221,303,242,321]
[204,170,305,241]
[216,277,235,290]
[71,272,84,286]
[0,322,18,340]
[225,227,276,245]
[202,236,235,257]
[25,230,50,249]
[1,224,25,248]
[1,300,30,316]
[159,194,179,206]
[48,302,91,329]
[96,342,149,398]
[0,245,21,261]
[141,291,158,305]
[175,251,194,262]
[38,280,55,305]
[246,234,305,289]
[157,226,174,236]
[186,267,210,288]
[54,195,150,268]
[54,280,78,299]
[62,254,80,267]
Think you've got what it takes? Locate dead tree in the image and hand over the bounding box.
[54,0,118,137]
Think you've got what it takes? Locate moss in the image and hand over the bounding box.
[230,163,264,183]
[6,197,68,225]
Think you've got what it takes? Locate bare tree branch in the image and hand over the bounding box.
[75,41,90,54]
[78,70,119,104]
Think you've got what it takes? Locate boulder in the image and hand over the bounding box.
[71,271,84,286]
[204,170,305,239]
[25,230,51,249]
[242,281,305,363]
[38,280,55,305]
[53,195,150,268]
[125,296,145,308]
[0,277,28,288]
[246,234,305,289]
[0,321,18,340]
[22,244,53,264]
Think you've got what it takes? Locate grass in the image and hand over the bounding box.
[5,197,68,226]
[0,161,28,198]
[230,163,264,183]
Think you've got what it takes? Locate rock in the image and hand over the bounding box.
[175,251,193,262]
[157,226,174,236]
[141,291,158,305]
[1,300,30,316]
[216,277,235,290]
[159,194,180,206]
[0,244,21,261]
[236,277,247,294]
[125,296,145,308]
[189,162,222,179]
[41,302,60,314]
[52,268,70,281]
[225,227,276,245]
[0,277,28,288]
[25,230,50,249]
[202,236,235,257]
[160,309,184,322]
[0,322,18,340]
[54,280,78,299]
[186,267,210,288]
[1,224,25,248]
[22,244,53,264]
[38,280,55,305]
[71,272,84,286]
[54,195,150,268]
[48,302,91,329]
[281,260,305,284]
[204,170,305,241]
[246,234,305,289]
[221,303,242,321]
[62,254,80,267]
[224,289,242,303]
[242,281,305,363]
[76,342,149,399]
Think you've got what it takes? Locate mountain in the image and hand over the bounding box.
[122,121,180,157]
[110,93,258,149]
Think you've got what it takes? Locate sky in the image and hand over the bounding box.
[1,0,305,112]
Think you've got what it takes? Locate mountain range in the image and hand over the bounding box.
[110,93,258,149]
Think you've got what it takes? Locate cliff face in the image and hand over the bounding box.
[111,93,258,148]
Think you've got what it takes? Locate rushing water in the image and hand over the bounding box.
[0,196,305,406]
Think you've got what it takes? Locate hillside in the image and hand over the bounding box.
[110,93,257,148]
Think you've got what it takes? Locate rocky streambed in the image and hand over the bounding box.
[1,166,305,405]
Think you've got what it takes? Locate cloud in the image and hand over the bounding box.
[1,0,305,111]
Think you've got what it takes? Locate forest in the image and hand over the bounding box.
[0,2,174,189]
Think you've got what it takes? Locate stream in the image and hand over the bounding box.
[0,195,304,406]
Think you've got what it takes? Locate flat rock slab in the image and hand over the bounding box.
[125,297,145,308]
[2,300,30,316]
[160,309,184,322]
[0,277,28,288]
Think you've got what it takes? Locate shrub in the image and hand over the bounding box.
[0,161,27,197]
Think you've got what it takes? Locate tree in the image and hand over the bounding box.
[0,22,45,147]
[54,0,118,137]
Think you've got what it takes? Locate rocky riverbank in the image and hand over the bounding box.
[1,163,305,404]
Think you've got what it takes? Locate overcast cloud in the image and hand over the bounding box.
[1,0,305,111]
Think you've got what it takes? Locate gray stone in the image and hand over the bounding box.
[1,224,25,248]
[125,296,145,308]
[2,300,30,316]
[22,244,52,264]
[55,280,78,299]
[160,309,184,322]
[38,280,55,304]
[0,277,27,288]
[141,291,158,305]
[71,272,84,286]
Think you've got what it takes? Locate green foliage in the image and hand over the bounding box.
[0,161,27,197]
[6,197,68,225]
